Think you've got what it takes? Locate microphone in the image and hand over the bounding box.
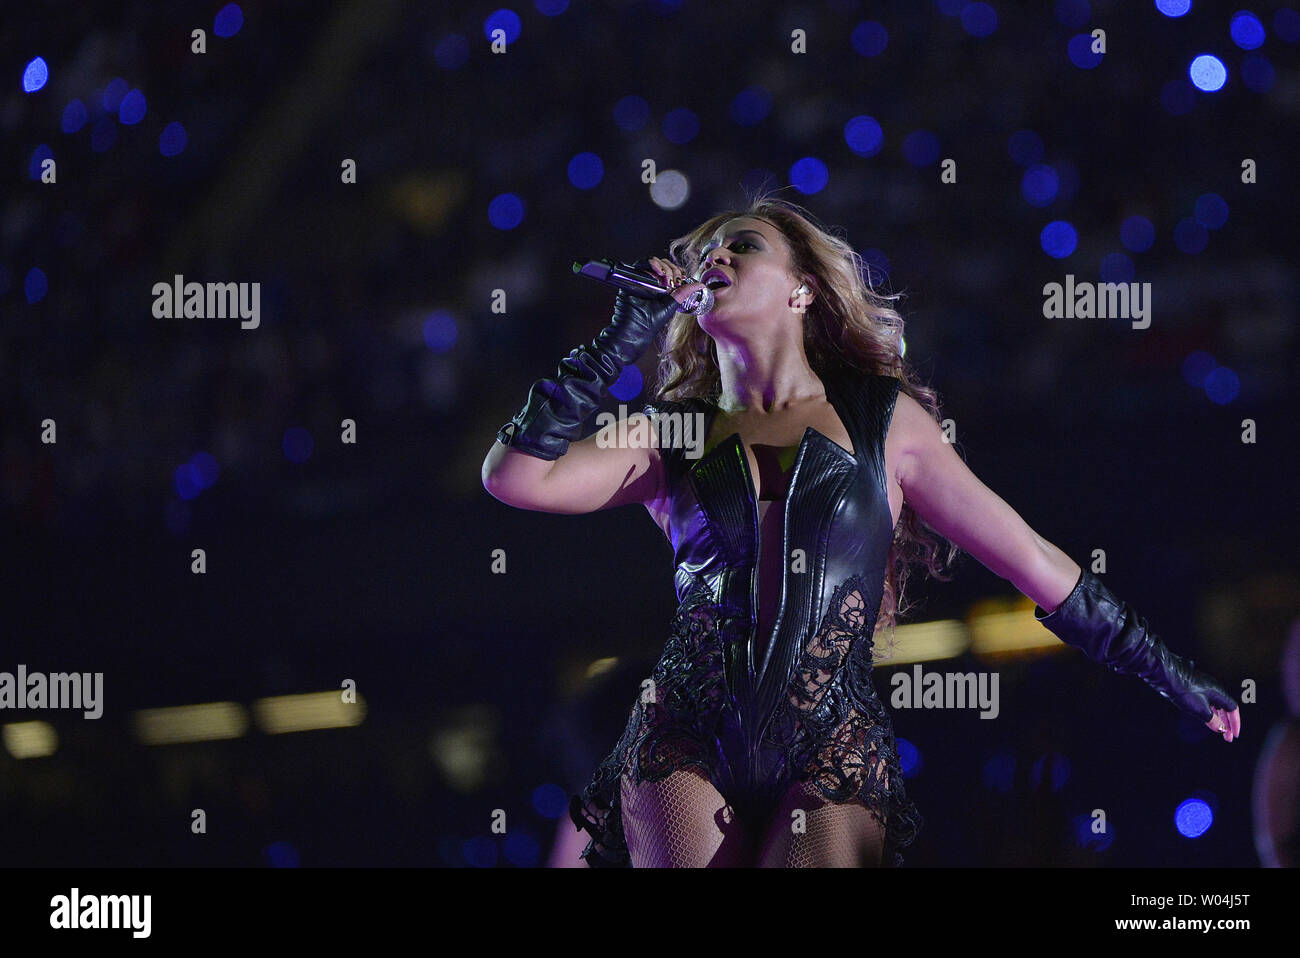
[572,258,715,316]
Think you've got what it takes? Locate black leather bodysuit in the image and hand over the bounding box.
[568,368,923,866]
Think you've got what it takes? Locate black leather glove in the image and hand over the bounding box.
[1034,569,1238,723]
[496,261,683,460]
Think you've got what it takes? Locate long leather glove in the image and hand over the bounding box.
[1034,569,1238,725]
[496,262,684,460]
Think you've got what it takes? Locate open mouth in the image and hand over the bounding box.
[701,269,732,290]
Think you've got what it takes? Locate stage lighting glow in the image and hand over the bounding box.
[483,9,523,44]
[961,2,998,37]
[982,753,1015,792]
[1120,215,1155,252]
[584,657,619,680]
[1277,8,1300,42]
[1230,11,1265,49]
[1189,54,1227,91]
[902,130,941,167]
[24,267,48,304]
[878,619,969,664]
[1055,0,1090,28]
[1039,220,1078,259]
[851,21,889,57]
[23,57,49,93]
[253,691,368,734]
[1067,33,1103,69]
[844,115,883,156]
[488,192,525,229]
[422,309,457,353]
[3,721,58,759]
[434,33,470,70]
[613,94,650,131]
[1241,53,1275,91]
[532,784,569,819]
[264,841,300,867]
[1021,164,1059,207]
[662,107,700,145]
[191,452,220,488]
[119,89,146,125]
[1099,252,1134,283]
[1181,350,1216,387]
[174,462,203,500]
[790,157,829,194]
[282,426,314,463]
[969,608,1067,654]
[1174,798,1213,837]
[536,0,570,15]
[62,98,87,133]
[896,737,922,777]
[133,702,249,745]
[1073,811,1114,850]
[1204,366,1240,404]
[1007,129,1044,166]
[91,117,117,153]
[567,151,604,189]
[504,831,542,867]
[1031,753,1071,791]
[648,169,689,210]
[214,3,244,37]
[102,77,128,113]
[28,144,53,182]
[1173,217,1208,254]
[1160,78,1196,114]
[1194,192,1228,229]
[609,364,643,402]
[159,121,188,156]
[730,86,772,127]
[462,836,498,867]
[1155,0,1191,17]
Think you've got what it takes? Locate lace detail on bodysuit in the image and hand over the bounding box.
[568,575,922,867]
[761,573,923,866]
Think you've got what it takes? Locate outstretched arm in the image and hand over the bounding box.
[891,391,1240,742]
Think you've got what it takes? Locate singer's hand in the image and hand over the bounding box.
[648,256,708,307]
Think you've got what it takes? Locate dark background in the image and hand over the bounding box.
[2,0,1297,866]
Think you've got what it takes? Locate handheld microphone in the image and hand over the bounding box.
[572,258,715,316]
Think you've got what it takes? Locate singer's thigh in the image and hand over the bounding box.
[620,766,749,868]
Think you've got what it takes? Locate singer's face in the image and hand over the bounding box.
[691,217,806,334]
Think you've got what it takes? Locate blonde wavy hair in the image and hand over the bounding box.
[652,187,960,652]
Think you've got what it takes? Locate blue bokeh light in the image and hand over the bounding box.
[422,310,458,353]
[190,452,220,489]
[1008,129,1044,166]
[1189,54,1227,91]
[1021,164,1060,206]
[214,3,244,37]
[1120,215,1155,252]
[1230,11,1265,49]
[25,267,49,303]
[1155,0,1191,17]
[488,193,525,230]
[730,87,772,126]
[1174,798,1213,838]
[860,248,890,285]
[961,2,998,37]
[1182,350,1216,387]
[567,151,604,189]
[662,107,699,145]
[531,783,569,819]
[119,89,147,125]
[1030,753,1072,791]
[160,121,188,157]
[174,462,203,500]
[282,426,315,463]
[1099,252,1135,283]
[23,56,49,93]
[1067,33,1103,69]
[102,77,128,114]
[483,9,523,45]
[434,34,470,70]
[982,752,1015,792]
[503,830,541,867]
[1204,366,1240,404]
[896,737,922,776]
[902,130,941,166]
[28,144,53,181]
[790,157,829,194]
[609,364,643,402]
[1194,192,1228,229]
[844,115,884,156]
[1072,812,1115,851]
[62,99,87,133]
[265,840,301,867]
[1277,8,1300,42]
[1173,217,1208,254]
[613,95,650,131]
[1040,220,1078,258]
[462,836,499,867]
[851,21,889,57]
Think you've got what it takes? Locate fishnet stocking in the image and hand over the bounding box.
[756,776,886,867]
[620,766,748,867]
